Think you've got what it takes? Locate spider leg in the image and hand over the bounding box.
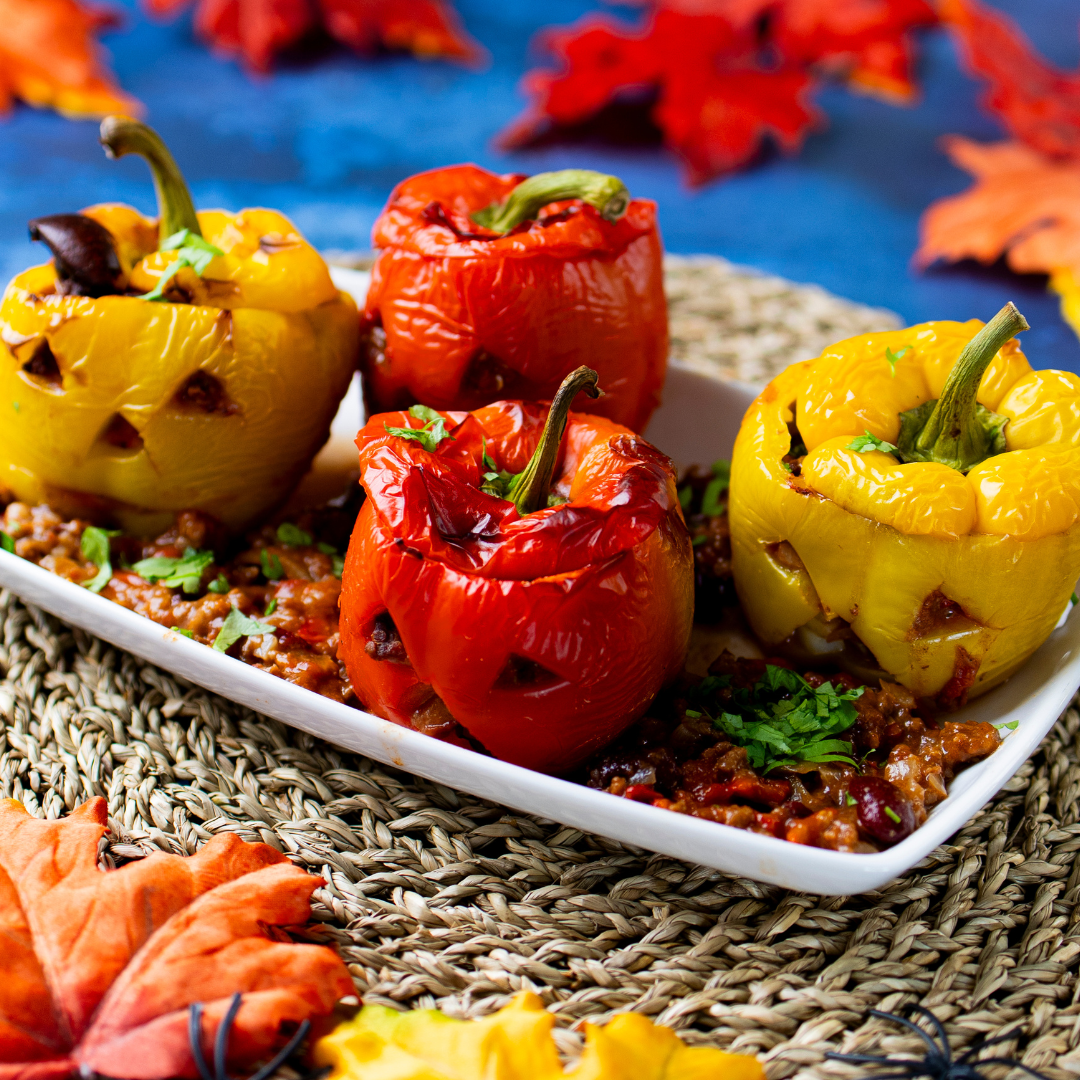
[188,1002,216,1080]
[907,1005,951,1061]
[957,1032,1022,1062]
[867,1010,943,1060]
[247,1020,311,1080]
[214,992,243,1080]
[825,1053,919,1066]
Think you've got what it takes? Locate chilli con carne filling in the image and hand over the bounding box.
[0,461,1001,853]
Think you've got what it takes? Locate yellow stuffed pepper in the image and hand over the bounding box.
[0,117,358,535]
[730,303,1080,705]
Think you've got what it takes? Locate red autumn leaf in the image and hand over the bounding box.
[939,0,1080,160]
[0,0,140,119]
[501,0,934,185]
[145,0,485,74]
[0,797,354,1080]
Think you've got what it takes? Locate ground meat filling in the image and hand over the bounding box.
[677,465,736,622]
[0,494,362,703]
[585,652,1000,853]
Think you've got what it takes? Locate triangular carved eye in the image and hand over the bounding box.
[172,371,237,415]
[21,339,61,387]
[494,654,561,689]
[99,413,143,452]
[911,590,978,638]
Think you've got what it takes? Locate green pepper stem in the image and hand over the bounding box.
[471,170,630,234]
[99,116,201,244]
[510,367,601,515]
[911,302,1029,471]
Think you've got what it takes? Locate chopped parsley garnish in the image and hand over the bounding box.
[132,549,214,594]
[884,345,911,377]
[277,522,313,547]
[212,606,274,652]
[846,793,857,806]
[316,541,337,555]
[678,486,692,511]
[1072,593,1079,607]
[692,535,708,547]
[701,459,730,517]
[994,719,1019,731]
[264,597,278,616]
[691,664,863,773]
[0,531,14,554]
[479,439,519,499]
[208,573,230,594]
[331,554,345,578]
[80,526,121,594]
[260,549,283,581]
[883,806,902,824]
[847,430,898,455]
[385,404,455,453]
[140,229,225,302]
[171,626,195,639]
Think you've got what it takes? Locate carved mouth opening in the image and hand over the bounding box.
[766,540,806,573]
[461,348,522,398]
[365,611,409,663]
[172,371,237,415]
[493,654,561,690]
[910,590,980,639]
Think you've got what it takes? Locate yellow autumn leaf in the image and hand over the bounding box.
[313,992,766,1080]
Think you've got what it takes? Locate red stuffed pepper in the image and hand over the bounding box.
[361,166,668,433]
[338,368,693,772]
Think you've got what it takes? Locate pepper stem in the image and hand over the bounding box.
[896,302,1029,473]
[99,116,201,244]
[471,170,630,234]
[509,367,601,515]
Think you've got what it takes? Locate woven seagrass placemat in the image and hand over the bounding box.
[3,260,1078,1077]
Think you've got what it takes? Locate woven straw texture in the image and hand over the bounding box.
[2,261,1077,1077]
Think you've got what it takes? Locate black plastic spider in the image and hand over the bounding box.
[188,993,311,1080]
[826,1006,1053,1080]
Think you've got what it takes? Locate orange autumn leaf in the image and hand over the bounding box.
[916,136,1080,339]
[939,0,1080,160]
[0,797,354,1080]
[144,0,485,74]
[0,0,140,119]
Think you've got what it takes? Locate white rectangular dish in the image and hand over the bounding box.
[2,267,1076,895]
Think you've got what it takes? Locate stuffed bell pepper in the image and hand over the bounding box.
[361,166,667,432]
[730,303,1080,704]
[338,368,694,772]
[0,118,358,535]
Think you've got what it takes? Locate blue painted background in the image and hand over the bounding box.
[1,0,1078,368]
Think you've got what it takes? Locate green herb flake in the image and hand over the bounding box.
[1072,593,1079,607]
[208,574,230,594]
[678,485,692,511]
[385,404,455,453]
[317,541,337,555]
[212,606,275,652]
[701,459,730,517]
[260,549,283,581]
[884,806,902,824]
[264,597,278,617]
[80,526,121,594]
[884,345,911,377]
[140,229,225,303]
[846,430,899,455]
[684,709,702,718]
[170,626,195,639]
[132,549,214,594]
[693,663,864,773]
[846,793,857,807]
[995,719,1019,731]
[12,401,19,413]
[331,554,345,579]
[0,531,14,554]
[781,461,795,474]
[277,522,313,547]
[692,534,708,547]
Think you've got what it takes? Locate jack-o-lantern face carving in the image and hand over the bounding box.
[0,119,358,535]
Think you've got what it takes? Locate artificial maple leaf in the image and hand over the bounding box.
[314,990,768,1080]
[0,797,354,1080]
[939,0,1080,160]
[0,0,140,119]
[916,136,1080,340]
[145,0,484,74]
[501,0,934,184]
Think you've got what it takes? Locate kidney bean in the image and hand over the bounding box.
[849,776,915,845]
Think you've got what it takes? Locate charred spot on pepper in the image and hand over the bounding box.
[172,371,238,416]
[28,214,123,298]
[20,339,62,388]
[98,414,143,453]
[365,611,409,663]
[493,654,562,690]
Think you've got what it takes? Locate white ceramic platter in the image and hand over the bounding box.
[2,266,1076,896]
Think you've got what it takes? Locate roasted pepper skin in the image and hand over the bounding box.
[730,319,1080,703]
[361,165,668,432]
[338,402,693,772]
[1,205,358,535]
